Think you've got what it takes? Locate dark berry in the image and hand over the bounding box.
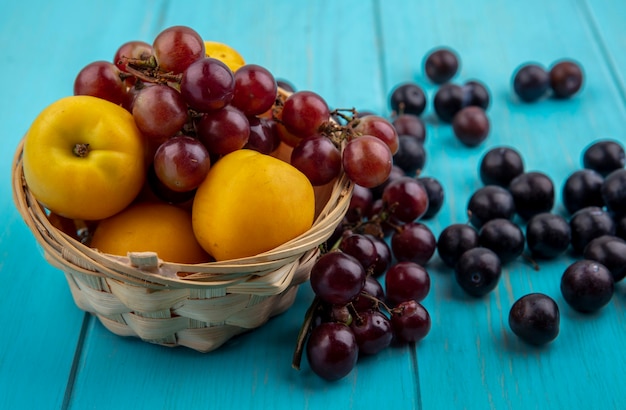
[390,300,431,343]
[562,169,605,215]
[437,223,480,268]
[350,310,393,355]
[569,206,615,254]
[276,79,295,92]
[370,165,405,199]
[345,184,373,223]
[526,212,571,259]
[424,47,459,84]
[452,106,490,147]
[616,214,626,241]
[390,83,426,116]
[352,275,385,312]
[478,218,525,263]
[454,247,502,297]
[462,80,491,110]
[434,83,465,123]
[392,114,426,143]
[508,171,555,220]
[560,260,614,313]
[366,235,392,278]
[467,185,516,229]
[601,168,626,215]
[549,60,584,99]
[393,136,427,175]
[339,234,378,272]
[391,222,437,266]
[306,322,358,381]
[310,252,366,305]
[479,146,524,187]
[582,139,626,176]
[513,63,550,102]
[385,261,431,305]
[509,293,560,346]
[417,177,444,219]
[583,235,626,282]
[382,176,429,222]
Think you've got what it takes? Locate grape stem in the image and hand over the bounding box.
[292,296,322,370]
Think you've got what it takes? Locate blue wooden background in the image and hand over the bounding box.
[1,1,625,409]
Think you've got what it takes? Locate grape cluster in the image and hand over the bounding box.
[72,25,399,200]
[436,139,626,345]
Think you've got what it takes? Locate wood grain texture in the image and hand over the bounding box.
[0,0,624,409]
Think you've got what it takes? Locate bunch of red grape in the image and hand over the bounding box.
[72,25,400,199]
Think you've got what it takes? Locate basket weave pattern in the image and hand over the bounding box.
[12,138,353,352]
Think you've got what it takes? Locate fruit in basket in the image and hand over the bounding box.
[204,40,246,72]
[22,95,145,221]
[90,202,210,264]
[192,149,315,260]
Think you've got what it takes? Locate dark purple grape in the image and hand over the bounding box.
[370,165,405,199]
[197,105,250,155]
[277,79,296,92]
[462,80,491,110]
[454,247,502,297]
[391,222,437,266]
[180,57,235,112]
[452,106,490,147]
[569,206,615,254]
[562,169,605,215]
[582,140,626,176]
[601,168,626,215]
[512,63,550,102]
[352,275,385,312]
[290,134,342,186]
[616,214,626,241]
[244,116,279,154]
[393,136,426,175]
[382,177,429,223]
[583,235,626,282]
[345,184,374,223]
[366,235,392,277]
[526,212,571,259]
[350,310,393,355]
[437,223,480,268]
[306,322,358,381]
[389,83,426,116]
[390,300,431,343]
[478,218,525,264]
[560,260,614,313]
[549,60,584,99]
[433,83,464,123]
[230,63,277,116]
[282,90,330,138]
[392,114,426,143]
[339,234,378,272]
[467,185,516,229]
[385,261,431,305]
[508,171,555,220]
[310,252,366,305]
[509,293,560,346]
[416,177,444,219]
[479,146,524,187]
[424,47,459,84]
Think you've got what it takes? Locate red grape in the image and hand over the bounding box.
[354,115,399,154]
[382,176,429,222]
[342,135,393,188]
[73,61,127,105]
[281,91,330,137]
[385,261,431,305]
[350,310,393,355]
[244,116,279,154]
[180,57,235,112]
[310,251,366,305]
[132,84,188,141]
[113,40,153,73]
[153,135,211,192]
[391,300,431,343]
[290,135,341,186]
[391,222,437,266]
[197,105,250,155]
[231,64,277,116]
[152,25,205,74]
[306,322,358,381]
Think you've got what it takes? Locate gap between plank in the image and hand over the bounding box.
[372,0,390,109]
[61,313,91,410]
[410,342,423,410]
[579,0,626,109]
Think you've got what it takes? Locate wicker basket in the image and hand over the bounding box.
[12,121,353,352]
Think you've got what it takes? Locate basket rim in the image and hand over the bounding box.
[12,124,353,289]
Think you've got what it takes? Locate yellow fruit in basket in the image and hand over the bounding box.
[90,202,211,264]
[192,149,315,261]
[204,40,245,72]
[22,95,145,221]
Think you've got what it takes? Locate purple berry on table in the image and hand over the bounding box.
[508,171,555,220]
[616,214,626,241]
[583,235,626,282]
[309,251,366,305]
[424,47,459,84]
[390,300,431,343]
[350,310,393,355]
[389,82,426,116]
[462,80,491,110]
[512,63,550,102]
[601,168,626,215]
[452,106,490,147]
[569,206,615,254]
[509,293,560,346]
[582,139,626,177]
[351,275,385,312]
[549,60,584,99]
[339,233,378,272]
[385,261,431,305]
[467,185,516,229]
[434,83,465,123]
[562,169,605,215]
[382,176,429,223]
[479,146,524,187]
[365,235,392,278]
[391,222,437,266]
[560,260,614,313]
[454,247,502,297]
[393,135,427,175]
[437,223,480,268]
[306,322,359,381]
[392,114,426,143]
[416,177,444,219]
[526,212,571,259]
[478,218,525,263]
